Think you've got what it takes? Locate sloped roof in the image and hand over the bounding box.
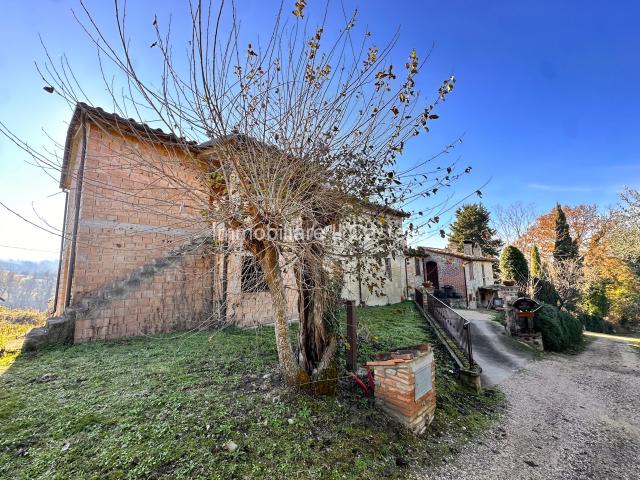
[60,103,200,189]
[410,245,497,262]
[59,103,409,219]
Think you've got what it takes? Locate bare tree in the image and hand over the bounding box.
[608,188,640,274]
[1,0,472,391]
[492,201,536,249]
[544,258,583,311]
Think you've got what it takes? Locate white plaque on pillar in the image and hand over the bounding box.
[414,363,432,400]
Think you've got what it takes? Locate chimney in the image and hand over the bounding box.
[463,241,473,256]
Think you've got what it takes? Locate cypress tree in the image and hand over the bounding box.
[553,204,579,261]
[530,244,542,277]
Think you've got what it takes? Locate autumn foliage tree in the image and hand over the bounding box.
[515,204,601,258]
[609,188,640,275]
[581,190,640,325]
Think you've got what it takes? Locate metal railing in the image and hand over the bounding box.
[415,288,475,368]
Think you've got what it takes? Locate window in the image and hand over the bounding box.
[468,262,474,280]
[241,255,268,293]
[385,258,392,279]
[481,264,486,285]
[414,257,421,276]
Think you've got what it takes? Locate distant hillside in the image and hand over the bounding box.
[0,259,58,311]
[0,259,58,276]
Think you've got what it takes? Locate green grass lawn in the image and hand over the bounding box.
[0,302,503,479]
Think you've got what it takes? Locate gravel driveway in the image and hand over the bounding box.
[454,308,536,386]
[421,336,640,480]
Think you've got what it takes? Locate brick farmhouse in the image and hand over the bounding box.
[406,242,498,309]
[50,103,410,343]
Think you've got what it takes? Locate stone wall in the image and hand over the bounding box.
[340,254,407,306]
[465,259,497,308]
[338,216,407,306]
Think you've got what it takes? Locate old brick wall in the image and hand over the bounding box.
[58,115,417,337]
[56,121,215,341]
[74,252,213,342]
[224,251,299,327]
[56,126,84,315]
[69,124,209,301]
[57,120,305,337]
[424,251,467,298]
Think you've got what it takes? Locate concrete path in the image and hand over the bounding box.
[422,335,640,479]
[453,309,536,387]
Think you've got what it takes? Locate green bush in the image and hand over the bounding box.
[534,303,583,352]
[499,245,528,285]
[558,310,583,349]
[578,313,614,334]
[534,304,565,351]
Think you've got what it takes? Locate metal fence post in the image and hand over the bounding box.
[345,300,357,372]
[465,322,474,367]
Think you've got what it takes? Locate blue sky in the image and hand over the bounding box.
[1,0,639,260]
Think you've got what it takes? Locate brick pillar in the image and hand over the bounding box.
[367,344,436,434]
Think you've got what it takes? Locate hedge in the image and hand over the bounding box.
[578,313,614,334]
[534,304,583,352]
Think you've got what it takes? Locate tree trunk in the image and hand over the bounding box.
[247,230,337,394]
[296,242,338,395]
[250,240,308,387]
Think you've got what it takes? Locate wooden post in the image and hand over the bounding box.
[345,300,357,372]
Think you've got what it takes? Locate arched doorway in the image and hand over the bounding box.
[425,261,439,289]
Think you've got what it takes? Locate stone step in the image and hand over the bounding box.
[22,328,49,352]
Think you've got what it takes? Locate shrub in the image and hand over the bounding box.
[578,313,614,334]
[499,245,528,285]
[534,304,565,352]
[534,303,583,352]
[558,310,583,350]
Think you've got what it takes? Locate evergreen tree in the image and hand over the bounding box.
[529,243,551,301]
[499,245,529,285]
[530,244,542,277]
[448,203,503,257]
[553,204,579,261]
